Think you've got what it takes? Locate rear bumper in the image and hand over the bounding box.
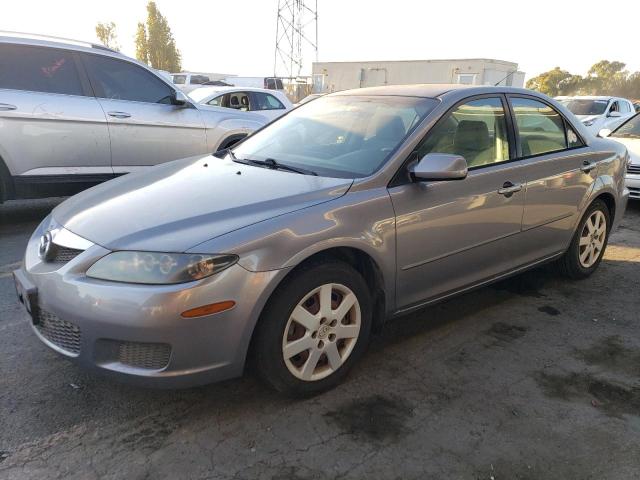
[626,173,640,200]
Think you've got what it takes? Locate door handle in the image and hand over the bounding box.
[107,111,131,119]
[497,181,522,196]
[580,160,597,173]
[0,103,17,111]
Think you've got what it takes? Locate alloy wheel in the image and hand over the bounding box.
[282,283,361,381]
[578,209,607,268]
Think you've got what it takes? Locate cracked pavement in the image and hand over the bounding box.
[1,198,640,479]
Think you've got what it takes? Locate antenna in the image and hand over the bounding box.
[273,0,318,78]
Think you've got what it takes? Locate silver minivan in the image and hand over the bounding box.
[0,33,268,202]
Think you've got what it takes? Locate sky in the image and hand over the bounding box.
[3,0,640,80]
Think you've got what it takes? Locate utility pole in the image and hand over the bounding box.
[273,0,318,78]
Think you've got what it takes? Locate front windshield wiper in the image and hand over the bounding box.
[245,158,318,176]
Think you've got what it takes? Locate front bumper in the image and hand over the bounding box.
[15,221,282,388]
[626,173,640,200]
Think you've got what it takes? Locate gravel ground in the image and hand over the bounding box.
[1,198,639,480]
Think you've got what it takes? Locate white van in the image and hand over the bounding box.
[224,76,285,93]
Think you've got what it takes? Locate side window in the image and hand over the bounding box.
[207,95,224,107]
[0,44,84,96]
[511,97,568,157]
[416,97,510,168]
[253,92,285,110]
[620,101,631,113]
[265,78,277,90]
[172,75,187,85]
[609,101,619,113]
[566,124,584,149]
[83,54,174,104]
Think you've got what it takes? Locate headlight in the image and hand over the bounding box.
[86,252,238,284]
[583,119,597,127]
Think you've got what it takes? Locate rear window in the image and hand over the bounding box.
[172,74,187,85]
[0,44,84,96]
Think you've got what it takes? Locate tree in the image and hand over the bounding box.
[134,1,181,72]
[95,21,120,51]
[527,61,640,99]
[526,67,574,97]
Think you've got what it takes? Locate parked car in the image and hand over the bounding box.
[0,33,269,202]
[170,72,220,93]
[599,112,640,200]
[556,96,636,134]
[189,86,293,122]
[14,85,629,396]
[223,76,286,93]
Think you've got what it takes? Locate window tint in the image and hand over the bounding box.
[0,44,83,96]
[265,78,276,89]
[416,97,510,168]
[511,98,567,157]
[83,54,173,104]
[253,92,285,110]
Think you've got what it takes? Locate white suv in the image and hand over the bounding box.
[0,33,269,202]
[556,96,636,135]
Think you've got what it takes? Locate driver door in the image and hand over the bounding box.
[80,53,206,172]
[388,95,526,309]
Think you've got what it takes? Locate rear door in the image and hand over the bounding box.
[507,95,598,262]
[0,43,111,187]
[81,53,207,172]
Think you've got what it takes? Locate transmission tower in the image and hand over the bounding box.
[273,0,318,78]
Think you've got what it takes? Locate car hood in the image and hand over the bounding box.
[53,156,353,252]
[609,136,640,165]
[575,114,600,123]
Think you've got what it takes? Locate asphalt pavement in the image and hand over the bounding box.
[1,198,639,479]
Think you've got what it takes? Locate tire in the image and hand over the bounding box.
[558,199,611,280]
[253,261,372,397]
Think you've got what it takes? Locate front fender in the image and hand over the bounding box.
[204,116,268,151]
[193,187,398,312]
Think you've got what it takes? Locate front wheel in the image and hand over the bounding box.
[253,261,372,396]
[559,199,611,279]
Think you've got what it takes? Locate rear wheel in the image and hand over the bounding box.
[254,261,372,396]
[559,199,610,279]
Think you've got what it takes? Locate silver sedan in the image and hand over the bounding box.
[14,84,629,396]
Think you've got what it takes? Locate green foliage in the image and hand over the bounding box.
[95,21,119,51]
[527,61,640,99]
[134,1,181,72]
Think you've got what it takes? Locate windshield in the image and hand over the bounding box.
[562,99,609,116]
[612,113,640,139]
[232,95,439,178]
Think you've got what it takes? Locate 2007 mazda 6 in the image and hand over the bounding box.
[14,84,629,396]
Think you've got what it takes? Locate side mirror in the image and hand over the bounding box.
[171,90,190,106]
[608,111,622,118]
[598,128,612,138]
[409,153,468,181]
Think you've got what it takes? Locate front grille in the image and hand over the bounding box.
[49,244,84,263]
[34,309,81,355]
[628,164,640,175]
[118,341,171,370]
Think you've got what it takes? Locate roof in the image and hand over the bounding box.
[332,84,474,98]
[0,31,119,55]
[314,58,518,67]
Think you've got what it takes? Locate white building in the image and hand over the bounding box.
[312,58,525,93]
